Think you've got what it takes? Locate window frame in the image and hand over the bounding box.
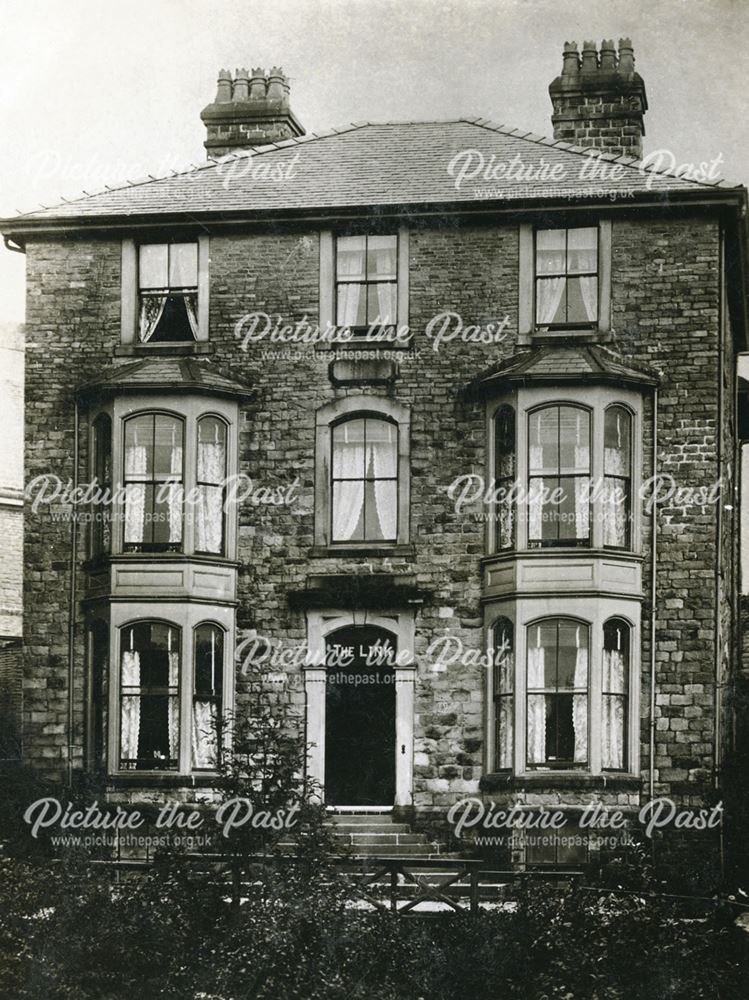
[121,236,210,347]
[486,386,642,555]
[485,600,639,777]
[319,227,410,346]
[194,414,229,557]
[102,396,238,560]
[533,226,599,331]
[109,606,233,776]
[314,395,411,550]
[518,220,611,344]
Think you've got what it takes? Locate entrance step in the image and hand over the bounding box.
[323,812,444,859]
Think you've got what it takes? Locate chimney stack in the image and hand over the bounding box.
[200,66,305,158]
[549,38,648,159]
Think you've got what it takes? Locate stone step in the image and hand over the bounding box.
[329,822,412,834]
[332,832,427,845]
[326,813,398,825]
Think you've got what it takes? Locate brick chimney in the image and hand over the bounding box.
[200,66,305,158]
[549,39,648,158]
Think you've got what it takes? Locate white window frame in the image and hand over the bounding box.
[518,220,611,344]
[88,394,239,560]
[314,395,411,548]
[121,236,210,345]
[319,227,409,344]
[108,602,235,776]
[486,385,643,555]
[485,597,640,777]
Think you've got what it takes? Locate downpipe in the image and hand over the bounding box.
[67,398,80,787]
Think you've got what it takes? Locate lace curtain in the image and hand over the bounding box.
[332,420,397,541]
[196,423,226,553]
[337,244,364,328]
[602,640,627,769]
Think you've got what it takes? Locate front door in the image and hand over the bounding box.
[324,625,396,806]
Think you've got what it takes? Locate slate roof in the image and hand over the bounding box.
[475,344,660,390]
[77,357,254,401]
[2,119,735,227]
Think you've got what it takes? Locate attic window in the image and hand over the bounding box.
[138,243,198,343]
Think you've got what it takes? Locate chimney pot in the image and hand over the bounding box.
[267,67,286,101]
[233,68,250,101]
[599,39,617,72]
[561,41,580,78]
[581,41,598,74]
[215,69,232,103]
[618,38,635,75]
[249,68,266,100]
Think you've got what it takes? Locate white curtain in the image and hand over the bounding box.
[368,423,397,540]
[603,416,628,546]
[120,650,141,762]
[528,445,544,540]
[196,428,225,553]
[139,296,167,342]
[602,645,626,769]
[167,647,179,762]
[166,429,183,545]
[536,277,565,325]
[124,431,147,545]
[496,644,514,769]
[578,275,597,321]
[184,293,199,339]
[192,700,217,768]
[573,627,588,763]
[527,635,546,764]
[332,423,365,541]
[337,245,365,328]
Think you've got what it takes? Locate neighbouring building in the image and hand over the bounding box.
[0,322,23,760]
[2,40,747,869]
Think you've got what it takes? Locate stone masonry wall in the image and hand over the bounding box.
[20,215,733,832]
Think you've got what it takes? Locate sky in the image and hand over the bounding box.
[0,0,747,575]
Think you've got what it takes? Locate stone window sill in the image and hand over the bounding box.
[107,773,219,789]
[480,771,641,793]
[309,544,415,559]
[115,342,213,357]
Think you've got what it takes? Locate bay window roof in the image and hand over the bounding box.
[77,357,254,404]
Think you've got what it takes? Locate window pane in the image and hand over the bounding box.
[153,416,183,477]
[558,408,589,473]
[496,698,513,769]
[603,620,629,693]
[333,419,366,478]
[195,485,224,554]
[125,415,154,476]
[493,620,513,695]
[198,417,227,485]
[168,243,198,288]
[536,278,566,325]
[364,478,397,540]
[367,282,397,325]
[567,227,597,273]
[566,276,598,323]
[332,480,364,541]
[527,620,588,767]
[536,229,566,274]
[529,408,559,473]
[365,420,397,479]
[120,622,179,770]
[193,625,223,769]
[336,236,366,279]
[139,244,168,289]
[367,236,397,278]
[604,407,631,474]
[337,283,366,327]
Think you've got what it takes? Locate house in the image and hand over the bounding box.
[0,322,24,761]
[2,38,747,868]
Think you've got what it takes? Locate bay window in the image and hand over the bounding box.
[486,608,638,776]
[116,616,230,774]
